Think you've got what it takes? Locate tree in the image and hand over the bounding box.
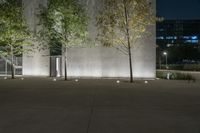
[0,0,32,79]
[38,0,88,80]
[97,0,156,82]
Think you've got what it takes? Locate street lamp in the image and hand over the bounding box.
[163,52,168,69]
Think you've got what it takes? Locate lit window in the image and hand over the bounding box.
[185,40,198,44]
[157,36,164,39]
[191,36,198,40]
[166,36,174,39]
[191,40,198,43]
[183,36,190,39]
[167,44,173,47]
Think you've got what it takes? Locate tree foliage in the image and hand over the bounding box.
[0,0,33,78]
[38,0,88,50]
[97,0,156,82]
[38,0,88,80]
[97,0,155,49]
[0,0,32,56]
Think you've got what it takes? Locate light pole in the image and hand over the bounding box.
[163,52,168,69]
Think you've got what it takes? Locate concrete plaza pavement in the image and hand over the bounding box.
[0,77,200,133]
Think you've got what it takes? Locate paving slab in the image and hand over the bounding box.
[0,77,200,133]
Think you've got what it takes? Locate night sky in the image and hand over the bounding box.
[157,0,200,19]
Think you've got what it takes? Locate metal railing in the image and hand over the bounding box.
[0,55,22,75]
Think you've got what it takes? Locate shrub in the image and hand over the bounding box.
[158,64,200,71]
[156,71,195,81]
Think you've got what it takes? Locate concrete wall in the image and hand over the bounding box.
[63,0,156,79]
[22,0,50,76]
[22,0,156,79]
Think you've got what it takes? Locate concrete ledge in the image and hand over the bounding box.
[0,75,155,81]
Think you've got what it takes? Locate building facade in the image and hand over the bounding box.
[157,20,200,48]
[1,0,156,79]
[156,20,200,64]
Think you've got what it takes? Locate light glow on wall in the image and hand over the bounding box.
[22,0,156,79]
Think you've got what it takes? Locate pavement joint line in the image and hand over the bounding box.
[86,89,96,133]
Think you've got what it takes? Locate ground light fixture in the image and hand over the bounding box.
[144,81,148,84]
[116,80,120,84]
[53,78,57,82]
[4,77,7,80]
[75,79,79,82]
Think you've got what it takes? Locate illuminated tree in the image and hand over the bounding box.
[38,0,88,80]
[97,0,156,82]
[0,0,32,79]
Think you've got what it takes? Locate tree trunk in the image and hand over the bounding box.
[123,0,133,83]
[64,47,68,81]
[64,55,67,80]
[11,58,15,79]
[11,46,15,79]
[128,43,133,82]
